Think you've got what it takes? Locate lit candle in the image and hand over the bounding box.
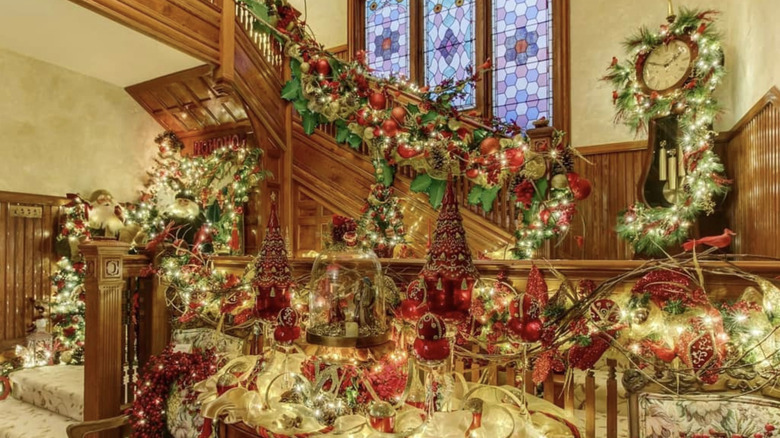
[658,142,668,181]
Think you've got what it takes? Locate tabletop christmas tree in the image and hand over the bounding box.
[419,180,479,323]
[253,200,294,321]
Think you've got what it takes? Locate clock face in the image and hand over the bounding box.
[642,39,693,92]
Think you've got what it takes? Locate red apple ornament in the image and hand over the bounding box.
[391,106,407,123]
[382,119,399,137]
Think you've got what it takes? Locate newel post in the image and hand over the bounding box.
[80,240,130,432]
[214,0,236,93]
[526,118,555,153]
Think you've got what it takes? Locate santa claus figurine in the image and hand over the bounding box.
[87,189,124,237]
[164,192,207,248]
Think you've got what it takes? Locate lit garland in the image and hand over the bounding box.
[125,131,266,251]
[356,179,406,258]
[605,9,729,254]
[50,196,91,364]
[239,0,590,258]
[126,345,220,438]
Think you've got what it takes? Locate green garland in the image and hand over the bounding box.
[240,0,591,258]
[605,8,729,254]
[126,131,265,252]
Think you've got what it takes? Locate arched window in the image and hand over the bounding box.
[352,0,568,131]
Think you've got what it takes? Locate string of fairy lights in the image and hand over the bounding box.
[607,8,729,254]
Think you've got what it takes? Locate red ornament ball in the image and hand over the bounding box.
[391,106,407,123]
[399,299,429,321]
[406,279,426,302]
[413,338,450,362]
[479,137,500,155]
[314,58,331,76]
[507,318,525,337]
[521,319,543,342]
[369,92,387,110]
[397,143,420,159]
[572,178,591,200]
[274,325,300,345]
[465,168,480,179]
[539,208,551,223]
[416,312,447,341]
[382,119,399,137]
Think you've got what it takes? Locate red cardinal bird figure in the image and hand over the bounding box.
[683,228,736,252]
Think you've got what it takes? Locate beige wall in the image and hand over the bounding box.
[569,0,738,148]
[727,0,780,124]
[0,47,159,202]
[289,0,348,49]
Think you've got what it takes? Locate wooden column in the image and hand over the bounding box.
[80,240,130,438]
[215,0,236,93]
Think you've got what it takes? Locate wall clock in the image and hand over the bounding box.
[604,8,729,255]
[636,36,698,95]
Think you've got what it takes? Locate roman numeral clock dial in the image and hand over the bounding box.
[638,38,697,94]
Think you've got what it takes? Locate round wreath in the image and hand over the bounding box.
[605,9,729,254]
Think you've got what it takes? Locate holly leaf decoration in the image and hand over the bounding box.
[347,134,363,149]
[533,178,548,203]
[410,174,432,193]
[335,122,350,144]
[206,201,222,224]
[420,111,439,124]
[468,185,483,205]
[480,186,501,212]
[281,79,301,101]
[301,111,318,135]
[427,178,447,209]
[407,104,420,115]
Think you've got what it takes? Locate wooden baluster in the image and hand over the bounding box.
[543,371,556,404]
[80,240,130,438]
[524,368,534,395]
[606,359,618,438]
[505,362,516,388]
[563,372,575,416]
[585,370,596,438]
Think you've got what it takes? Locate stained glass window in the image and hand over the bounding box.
[365,0,411,78]
[493,0,554,129]
[423,0,476,108]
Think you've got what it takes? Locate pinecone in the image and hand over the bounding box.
[428,144,449,171]
[552,148,574,174]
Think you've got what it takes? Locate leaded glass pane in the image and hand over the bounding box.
[365,0,411,78]
[423,0,477,108]
[493,0,554,128]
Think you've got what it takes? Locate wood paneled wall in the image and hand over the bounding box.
[723,87,780,257]
[0,192,66,344]
[547,142,648,260]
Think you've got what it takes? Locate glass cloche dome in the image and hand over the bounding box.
[306,216,388,348]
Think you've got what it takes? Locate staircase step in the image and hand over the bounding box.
[9,365,84,421]
[0,397,75,438]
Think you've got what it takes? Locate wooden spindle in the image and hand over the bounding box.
[543,371,555,403]
[606,359,618,438]
[585,370,596,438]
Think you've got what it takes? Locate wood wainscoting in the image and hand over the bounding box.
[721,87,780,258]
[0,191,66,345]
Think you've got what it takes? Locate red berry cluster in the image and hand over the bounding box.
[126,346,219,438]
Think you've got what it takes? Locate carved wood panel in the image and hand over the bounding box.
[0,192,65,344]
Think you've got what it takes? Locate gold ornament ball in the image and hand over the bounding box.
[300,62,311,74]
[551,174,569,189]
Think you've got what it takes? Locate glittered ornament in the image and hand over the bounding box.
[568,333,611,370]
[413,313,450,362]
[551,174,568,189]
[274,308,301,345]
[253,201,293,321]
[526,265,549,306]
[521,319,543,342]
[420,181,479,322]
[590,299,621,327]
